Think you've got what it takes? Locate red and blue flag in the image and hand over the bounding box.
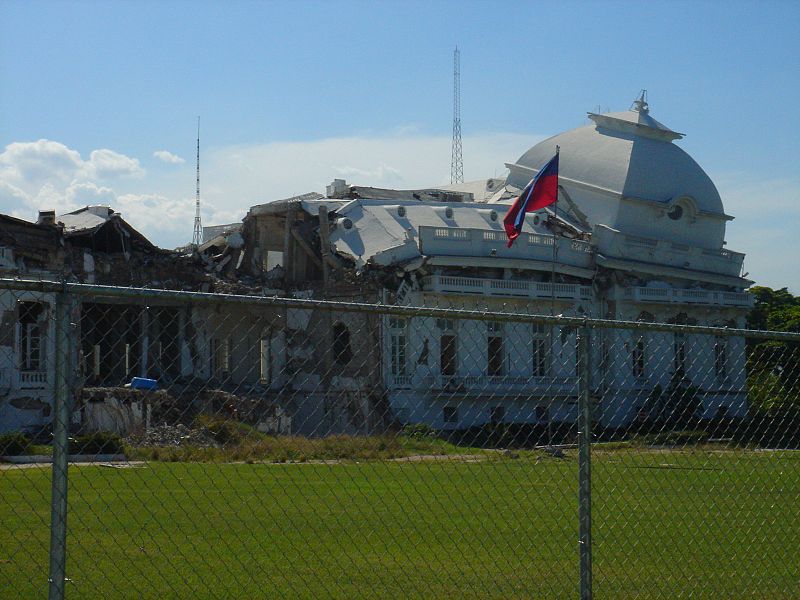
[503,152,559,247]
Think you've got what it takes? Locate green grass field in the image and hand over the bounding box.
[2,448,799,599]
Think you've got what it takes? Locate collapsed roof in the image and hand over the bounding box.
[59,206,157,255]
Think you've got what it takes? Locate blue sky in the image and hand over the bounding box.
[1,0,798,291]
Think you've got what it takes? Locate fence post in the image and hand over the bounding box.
[48,289,72,600]
[577,325,593,600]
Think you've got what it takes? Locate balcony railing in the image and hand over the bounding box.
[422,374,579,395]
[19,371,48,388]
[592,225,745,277]
[392,374,413,388]
[419,226,593,269]
[623,287,753,307]
[422,274,592,301]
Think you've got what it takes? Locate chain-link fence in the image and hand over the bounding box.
[1,278,798,599]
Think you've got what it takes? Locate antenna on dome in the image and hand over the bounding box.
[450,47,464,184]
[192,116,202,250]
[632,90,649,114]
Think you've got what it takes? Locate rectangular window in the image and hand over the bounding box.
[714,337,727,382]
[487,321,504,376]
[124,343,132,376]
[535,405,549,422]
[443,406,458,424]
[632,336,645,379]
[389,318,407,376]
[260,338,271,384]
[212,337,231,377]
[532,323,550,377]
[490,406,505,424]
[560,327,580,377]
[20,323,42,371]
[674,333,686,376]
[93,344,101,377]
[18,302,45,372]
[154,341,163,368]
[440,334,457,376]
[488,335,504,376]
[436,318,455,331]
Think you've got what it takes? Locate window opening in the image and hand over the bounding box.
[443,406,458,423]
[490,406,505,424]
[18,302,46,372]
[333,322,353,365]
[212,337,231,378]
[260,338,271,384]
[389,318,407,376]
[532,323,550,377]
[714,337,727,382]
[487,321,504,376]
[674,332,686,377]
[632,335,646,379]
[441,334,457,376]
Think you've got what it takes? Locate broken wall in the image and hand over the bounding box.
[0,290,58,434]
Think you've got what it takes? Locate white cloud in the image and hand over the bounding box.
[153,150,186,165]
[65,181,116,206]
[0,140,144,205]
[86,148,144,178]
[333,163,403,183]
[204,132,537,209]
[0,140,84,194]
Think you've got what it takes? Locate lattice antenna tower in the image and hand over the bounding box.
[450,47,464,184]
[192,116,202,249]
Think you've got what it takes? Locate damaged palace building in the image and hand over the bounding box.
[1,97,753,435]
[0,206,212,433]
[229,97,753,432]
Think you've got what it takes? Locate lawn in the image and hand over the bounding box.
[1,448,799,599]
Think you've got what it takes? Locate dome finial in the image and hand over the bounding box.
[632,89,649,114]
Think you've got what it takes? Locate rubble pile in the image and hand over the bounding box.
[126,423,219,448]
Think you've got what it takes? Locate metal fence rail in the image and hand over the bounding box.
[0,278,798,599]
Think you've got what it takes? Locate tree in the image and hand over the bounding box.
[745,286,800,417]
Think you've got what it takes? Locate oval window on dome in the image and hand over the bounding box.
[668,205,683,221]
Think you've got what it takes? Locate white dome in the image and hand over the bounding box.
[506,108,725,216]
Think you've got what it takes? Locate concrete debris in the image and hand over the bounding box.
[126,423,219,448]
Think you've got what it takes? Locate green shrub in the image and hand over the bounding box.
[70,431,125,455]
[0,432,31,456]
[400,423,436,440]
[194,414,264,446]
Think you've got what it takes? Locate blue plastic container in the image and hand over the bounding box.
[130,377,158,391]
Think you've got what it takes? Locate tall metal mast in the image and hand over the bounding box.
[192,116,202,249]
[450,47,464,184]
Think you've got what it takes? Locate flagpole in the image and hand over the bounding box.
[548,145,559,449]
[550,145,560,317]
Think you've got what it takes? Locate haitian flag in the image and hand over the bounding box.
[503,152,559,247]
